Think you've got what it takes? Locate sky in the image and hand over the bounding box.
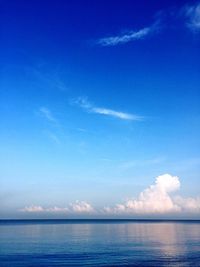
[0,0,200,219]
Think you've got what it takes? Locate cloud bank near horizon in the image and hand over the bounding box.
[20,174,200,216]
[104,174,200,215]
[20,201,94,214]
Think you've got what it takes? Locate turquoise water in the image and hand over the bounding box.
[0,220,200,266]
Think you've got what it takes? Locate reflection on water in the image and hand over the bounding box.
[0,221,200,266]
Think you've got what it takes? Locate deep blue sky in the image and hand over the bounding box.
[0,0,200,218]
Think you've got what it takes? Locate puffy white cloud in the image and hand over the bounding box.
[155,174,180,193]
[174,196,200,212]
[104,174,181,214]
[70,201,94,213]
[20,205,44,212]
[46,206,69,212]
[104,174,200,215]
[20,174,200,216]
[20,201,94,214]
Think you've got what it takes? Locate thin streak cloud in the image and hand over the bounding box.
[74,97,143,121]
[39,107,57,122]
[96,20,160,46]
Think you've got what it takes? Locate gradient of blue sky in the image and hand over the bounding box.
[0,0,200,218]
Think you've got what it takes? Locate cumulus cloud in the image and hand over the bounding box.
[184,2,200,32]
[104,174,200,215]
[20,201,94,214]
[46,207,69,212]
[70,200,94,213]
[20,205,45,212]
[73,97,143,121]
[20,175,200,216]
[174,196,200,212]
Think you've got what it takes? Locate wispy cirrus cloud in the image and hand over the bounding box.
[39,107,57,123]
[184,2,200,32]
[96,20,160,46]
[95,3,200,47]
[46,132,61,145]
[73,97,143,121]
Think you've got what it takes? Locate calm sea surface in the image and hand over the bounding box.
[0,220,200,266]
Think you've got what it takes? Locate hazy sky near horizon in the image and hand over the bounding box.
[0,0,200,218]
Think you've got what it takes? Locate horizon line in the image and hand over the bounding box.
[1,218,200,223]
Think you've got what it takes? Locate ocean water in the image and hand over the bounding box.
[0,220,200,266]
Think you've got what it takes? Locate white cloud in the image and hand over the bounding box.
[184,3,200,32]
[20,175,200,216]
[92,107,140,120]
[39,107,57,122]
[20,205,69,213]
[20,205,44,212]
[20,201,94,214]
[46,132,61,144]
[46,206,69,212]
[97,27,151,46]
[96,20,160,46]
[74,97,143,121]
[104,174,200,215]
[174,196,200,212]
[70,200,95,213]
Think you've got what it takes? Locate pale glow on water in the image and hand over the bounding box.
[0,221,200,266]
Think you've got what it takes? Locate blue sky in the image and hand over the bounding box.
[0,0,200,218]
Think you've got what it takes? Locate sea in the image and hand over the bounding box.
[0,219,200,266]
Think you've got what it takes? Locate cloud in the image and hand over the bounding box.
[39,107,57,122]
[95,4,200,45]
[184,2,200,32]
[20,206,69,213]
[20,201,94,214]
[70,200,95,213]
[74,97,143,121]
[96,20,160,46]
[104,174,200,215]
[31,66,68,92]
[97,27,150,47]
[46,132,61,144]
[174,196,200,212]
[20,205,45,212]
[20,175,200,216]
